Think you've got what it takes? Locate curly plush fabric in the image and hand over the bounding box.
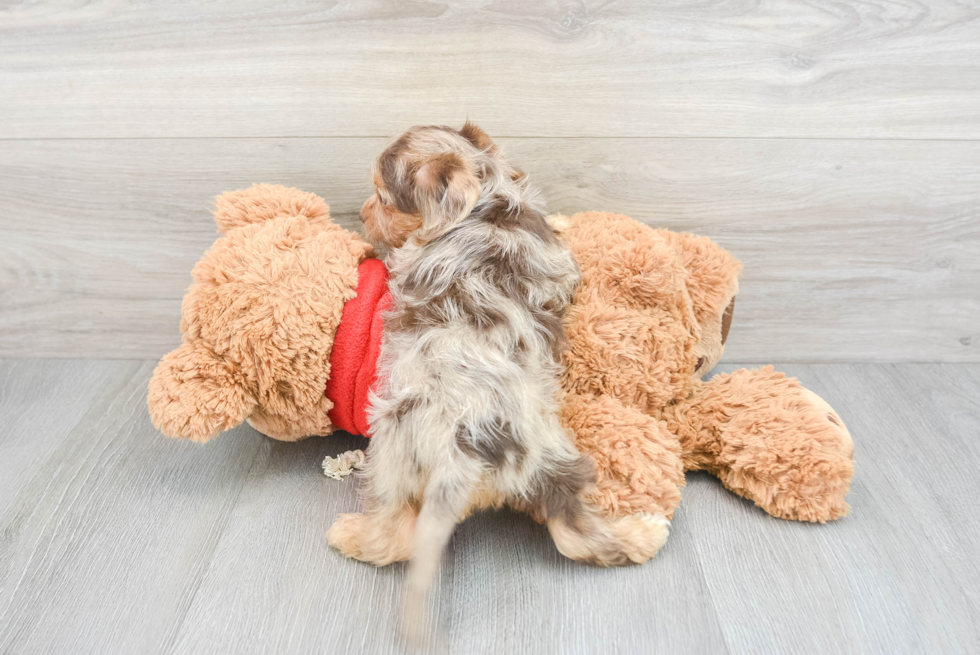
[148,185,372,442]
[150,189,853,527]
[664,367,854,522]
[561,393,684,518]
[554,212,853,523]
[212,183,332,232]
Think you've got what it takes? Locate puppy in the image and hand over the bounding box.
[329,123,669,639]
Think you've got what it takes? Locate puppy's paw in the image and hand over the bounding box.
[328,512,414,566]
[614,513,670,564]
[327,513,367,560]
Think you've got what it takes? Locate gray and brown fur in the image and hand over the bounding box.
[328,123,669,643]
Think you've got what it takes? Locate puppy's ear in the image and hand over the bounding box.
[461,121,525,182]
[413,153,481,243]
[460,121,496,152]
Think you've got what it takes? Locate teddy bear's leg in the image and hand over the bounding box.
[328,501,418,566]
[663,367,854,523]
[148,342,257,442]
[560,393,686,520]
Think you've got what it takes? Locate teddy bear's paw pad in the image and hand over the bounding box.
[614,513,670,564]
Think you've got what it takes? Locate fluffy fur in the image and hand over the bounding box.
[553,211,853,524]
[150,185,854,588]
[329,125,669,640]
[147,184,372,442]
[664,367,854,522]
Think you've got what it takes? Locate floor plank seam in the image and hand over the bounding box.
[0,362,146,651]
[676,512,734,655]
[160,441,266,655]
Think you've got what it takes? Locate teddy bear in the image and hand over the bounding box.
[551,211,853,523]
[147,184,380,442]
[148,184,853,531]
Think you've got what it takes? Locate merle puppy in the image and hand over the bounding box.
[329,123,668,636]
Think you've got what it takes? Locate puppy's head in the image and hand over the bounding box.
[360,123,505,251]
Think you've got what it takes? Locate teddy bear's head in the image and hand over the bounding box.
[656,229,740,379]
[551,212,740,412]
[148,185,372,443]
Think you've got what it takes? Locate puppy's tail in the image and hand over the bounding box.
[401,475,473,647]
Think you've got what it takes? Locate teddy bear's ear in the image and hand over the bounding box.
[212,184,331,233]
[663,231,741,325]
[659,230,742,378]
[147,342,257,442]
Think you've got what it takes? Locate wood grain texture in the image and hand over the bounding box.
[0,360,266,654]
[0,359,136,520]
[2,137,977,361]
[693,363,980,654]
[1,0,979,139]
[1,360,978,653]
[171,437,728,655]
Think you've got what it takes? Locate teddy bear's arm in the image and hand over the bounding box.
[147,342,257,442]
[663,367,854,523]
[561,393,686,520]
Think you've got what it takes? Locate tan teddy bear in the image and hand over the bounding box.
[149,185,853,537]
[148,184,374,442]
[555,211,854,523]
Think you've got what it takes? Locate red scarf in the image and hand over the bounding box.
[325,259,391,436]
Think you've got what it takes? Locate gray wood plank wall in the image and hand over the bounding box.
[2,1,978,361]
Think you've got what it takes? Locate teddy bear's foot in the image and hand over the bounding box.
[327,507,416,566]
[668,367,855,523]
[721,384,853,523]
[548,511,670,566]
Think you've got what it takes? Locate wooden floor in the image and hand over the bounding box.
[0,359,977,654]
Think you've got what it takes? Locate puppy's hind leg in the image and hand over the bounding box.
[328,433,421,566]
[541,455,670,566]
